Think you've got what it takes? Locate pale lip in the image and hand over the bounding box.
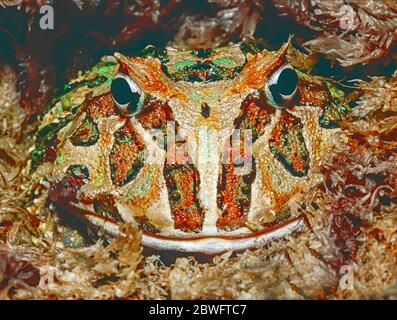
[141,216,304,255]
[65,202,305,255]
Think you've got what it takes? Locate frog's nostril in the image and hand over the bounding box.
[200,102,211,118]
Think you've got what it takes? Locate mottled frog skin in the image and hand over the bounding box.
[30,41,349,253]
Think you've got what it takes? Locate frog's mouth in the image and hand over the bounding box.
[141,216,304,255]
[59,202,305,254]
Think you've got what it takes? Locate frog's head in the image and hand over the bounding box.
[115,43,277,116]
[112,42,336,131]
[33,41,349,253]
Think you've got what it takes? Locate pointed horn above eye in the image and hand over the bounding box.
[228,42,289,95]
[113,52,186,101]
[114,52,129,70]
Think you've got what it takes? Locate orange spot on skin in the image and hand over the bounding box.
[217,165,246,230]
[272,126,282,142]
[111,122,145,186]
[173,208,203,230]
[164,165,204,231]
[101,131,110,145]
[83,93,119,118]
[136,99,174,131]
[234,94,273,141]
[296,78,330,109]
[0,221,12,237]
[293,156,305,172]
[79,193,93,205]
[113,144,141,185]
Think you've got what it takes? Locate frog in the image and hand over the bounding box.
[29,40,349,254]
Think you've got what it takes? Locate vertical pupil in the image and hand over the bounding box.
[111,78,134,105]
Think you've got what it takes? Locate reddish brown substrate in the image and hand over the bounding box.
[0,250,40,290]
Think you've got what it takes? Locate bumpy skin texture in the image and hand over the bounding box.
[30,42,349,250]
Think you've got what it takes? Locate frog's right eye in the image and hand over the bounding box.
[264,64,298,108]
[111,73,143,116]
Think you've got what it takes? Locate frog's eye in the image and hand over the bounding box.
[264,64,298,108]
[111,73,143,116]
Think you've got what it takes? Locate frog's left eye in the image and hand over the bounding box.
[264,64,298,108]
[111,73,143,116]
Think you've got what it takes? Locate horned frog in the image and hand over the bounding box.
[29,40,349,254]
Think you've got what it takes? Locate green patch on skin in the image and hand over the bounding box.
[55,153,65,165]
[126,168,154,199]
[30,150,45,171]
[189,91,202,102]
[90,61,118,80]
[160,48,244,82]
[172,60,197,71]
[66,164,90,181]
[320,82,351,129]
[319,103,350,129]
[55,104,63,115]
[92,170,106,188]
[70,116,99,147]
[41,60,117,117]
[326,81,345,100]
[212,56,236,67]
[59,93,75,111]
[31,117,72,171]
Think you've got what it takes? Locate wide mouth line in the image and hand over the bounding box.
[63,205,304,255]
[142,215,302,241]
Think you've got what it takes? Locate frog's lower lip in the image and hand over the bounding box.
[141,216,304,255]
[63,202,304,254]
